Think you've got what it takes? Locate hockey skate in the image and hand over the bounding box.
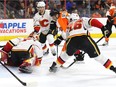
[49,62,58,73]
[102,41,108,46]
[51,49,56,56]
[74,52,85,64]
[74,52,84,61]
[43,49,49,56]
[19,62,33,73]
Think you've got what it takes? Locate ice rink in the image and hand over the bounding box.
[0,38,116,87]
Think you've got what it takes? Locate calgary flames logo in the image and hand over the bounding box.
[39,19,49,27]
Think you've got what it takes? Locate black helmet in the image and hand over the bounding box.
[50,9,59,16]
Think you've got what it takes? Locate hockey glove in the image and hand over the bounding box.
[54,36,63,46]
[101,26,110,37]
[34,26,40,33]
[49,28,58,36]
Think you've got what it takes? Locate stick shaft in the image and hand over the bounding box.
[0,61,26,86]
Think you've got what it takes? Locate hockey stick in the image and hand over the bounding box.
[0,60,27,86]
[0,45,4,48]
[96,36,104,43]
[62,36,104,69]
[57,45,58,59]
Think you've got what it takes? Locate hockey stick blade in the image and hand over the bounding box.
[0,61,27,86]
[0,45,4,48]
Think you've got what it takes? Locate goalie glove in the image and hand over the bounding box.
[54,36,64,46]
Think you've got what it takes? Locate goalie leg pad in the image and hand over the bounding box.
[19,62,33,73]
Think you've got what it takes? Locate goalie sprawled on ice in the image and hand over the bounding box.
[0,32,43,73]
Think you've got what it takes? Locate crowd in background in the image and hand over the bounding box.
[0,0,116,19]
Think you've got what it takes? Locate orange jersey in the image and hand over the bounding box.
[106,7,116,24]
[56,11,69,32]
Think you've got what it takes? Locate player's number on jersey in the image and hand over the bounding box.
[73,21,82,30]
[68,20,82,31]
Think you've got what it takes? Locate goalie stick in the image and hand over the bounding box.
[62,36,104,69]
[0,45,4,48]
[0,60,27,86]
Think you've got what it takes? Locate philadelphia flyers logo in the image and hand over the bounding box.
[39,19,49,27]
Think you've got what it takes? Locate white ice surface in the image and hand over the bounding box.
[0,38,116,87]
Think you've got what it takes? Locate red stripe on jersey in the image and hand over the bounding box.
[49,43,54,47]
[29,47,34,56]
[57,56,65,65]
[34,57,42,66]
[75,50,80,54]
[42,44,47,50]
[90,19,104,29]
[2,42,13,53]
[104,59,112,68]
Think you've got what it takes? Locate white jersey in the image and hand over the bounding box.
[67,17,91,38]
[11,38,43,58]
[33,10,52,34]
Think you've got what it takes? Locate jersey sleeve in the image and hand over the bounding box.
[33,13,40,26]
[82,17,91,28]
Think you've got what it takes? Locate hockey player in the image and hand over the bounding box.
[102,5,116,46]
[50,9,84,61]
[0,32,43,73]
[33,1,56,56]
[49,15,116,74]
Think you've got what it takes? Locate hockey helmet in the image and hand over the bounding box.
[50,9,59,16]
[37,1,45,7]
[69,13,80,21]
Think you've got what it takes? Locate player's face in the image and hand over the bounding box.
[52,14,59,21]
[37,7,45,14]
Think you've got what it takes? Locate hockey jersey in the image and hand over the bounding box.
[106,7,116,24]
[33,10,52,34]
[56,10,69,32]
[66,17,104,38]
[3,37,43,58]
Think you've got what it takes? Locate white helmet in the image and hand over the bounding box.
[69,13,79,21]
[110,5,116,9]
[37,1,45,7]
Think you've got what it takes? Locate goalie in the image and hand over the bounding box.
[0,32,43,73]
